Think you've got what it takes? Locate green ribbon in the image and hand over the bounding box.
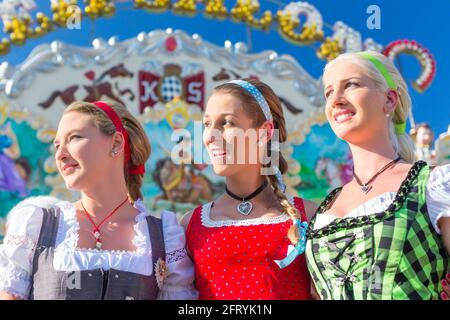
[358,52,406,135]
[394,122,406,135]
[357,52,397,90]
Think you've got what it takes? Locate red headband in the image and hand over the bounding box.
[93,101,145,175]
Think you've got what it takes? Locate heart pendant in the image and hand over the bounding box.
[237,201,253,216]
[361,185,372,194]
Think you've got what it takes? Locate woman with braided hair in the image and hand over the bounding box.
[182,78,317,300]
[0,101,197,300]
[306,51,450,300]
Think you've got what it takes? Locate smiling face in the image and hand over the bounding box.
[323,61,390,144]
[54,111,115,191]
[203,92,267,176]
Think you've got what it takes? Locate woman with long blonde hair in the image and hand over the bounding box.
[306,51,450,300]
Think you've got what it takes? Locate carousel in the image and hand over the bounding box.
[0,0,448,239]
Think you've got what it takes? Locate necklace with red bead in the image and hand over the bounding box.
[81,197,129,249]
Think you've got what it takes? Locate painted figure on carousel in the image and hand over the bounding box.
[0,121,28,198]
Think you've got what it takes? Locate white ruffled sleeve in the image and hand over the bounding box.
[426,164,450,234]
[157,210,198,300]
[0,201,44,299]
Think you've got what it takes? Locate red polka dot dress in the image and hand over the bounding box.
[186,196,311,300]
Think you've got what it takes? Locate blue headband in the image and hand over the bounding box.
[228,80,273,121]
[228,79,285,193]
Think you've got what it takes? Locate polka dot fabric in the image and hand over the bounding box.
[227,79,286,192]
[186,197,311,300]
[228,80,273,121]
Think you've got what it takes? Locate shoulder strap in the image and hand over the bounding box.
[30,207,60,297]
[146,215,166,264]
[35,207,60,249]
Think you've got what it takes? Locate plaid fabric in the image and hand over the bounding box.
[161,75,182,102]
[306,161,449,300]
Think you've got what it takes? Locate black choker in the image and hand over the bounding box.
[225,181,268,216]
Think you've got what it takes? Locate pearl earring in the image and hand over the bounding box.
[386,113,391,118]
[258,141,264,147]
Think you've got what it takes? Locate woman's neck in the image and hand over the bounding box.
[349,143,399,182]
[79,183,130,220]
[225,167,266,198]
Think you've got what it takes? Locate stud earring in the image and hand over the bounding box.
[111,150,118,157]
[258,141,264,147]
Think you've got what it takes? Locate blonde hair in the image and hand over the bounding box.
[214,79,301,245]
[324,51,416,163]
[64,101,151,202]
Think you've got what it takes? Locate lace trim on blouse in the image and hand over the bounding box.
[166,248,188,264]
[3,235,37,250]
[200,195,294,227]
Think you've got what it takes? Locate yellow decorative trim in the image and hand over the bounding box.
[231,0,273,31]
[317,37,343,61]
[85,0,116,18]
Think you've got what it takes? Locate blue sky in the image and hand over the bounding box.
[2,0,449,136]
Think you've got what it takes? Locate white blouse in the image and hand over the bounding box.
[314,165,450,234]
[0,196,198,300]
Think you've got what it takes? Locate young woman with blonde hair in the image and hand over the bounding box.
[0,101,197,300]
[306,51,450,300]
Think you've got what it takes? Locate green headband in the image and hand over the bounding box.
[357,52,397,90]
[358,52,405,135]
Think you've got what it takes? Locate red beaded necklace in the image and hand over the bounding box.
[81,197,129,249]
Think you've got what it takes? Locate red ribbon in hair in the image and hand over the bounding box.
[92,101,145,175]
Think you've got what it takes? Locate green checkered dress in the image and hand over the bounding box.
[306,161,449,300]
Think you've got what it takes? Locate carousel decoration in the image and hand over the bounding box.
[231,0,272,30]
[0,0,51,50]
[204,0,227,18]
[172,0,196,15]
[51,0,77,27]
[316,37,342,62]
[84,0,116,18]
[384,39,436,93]
[0,1,439,94]
[134,0,170,11]
[317,21,384,61]
[277,2,323,44]
[0,98,69,223]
